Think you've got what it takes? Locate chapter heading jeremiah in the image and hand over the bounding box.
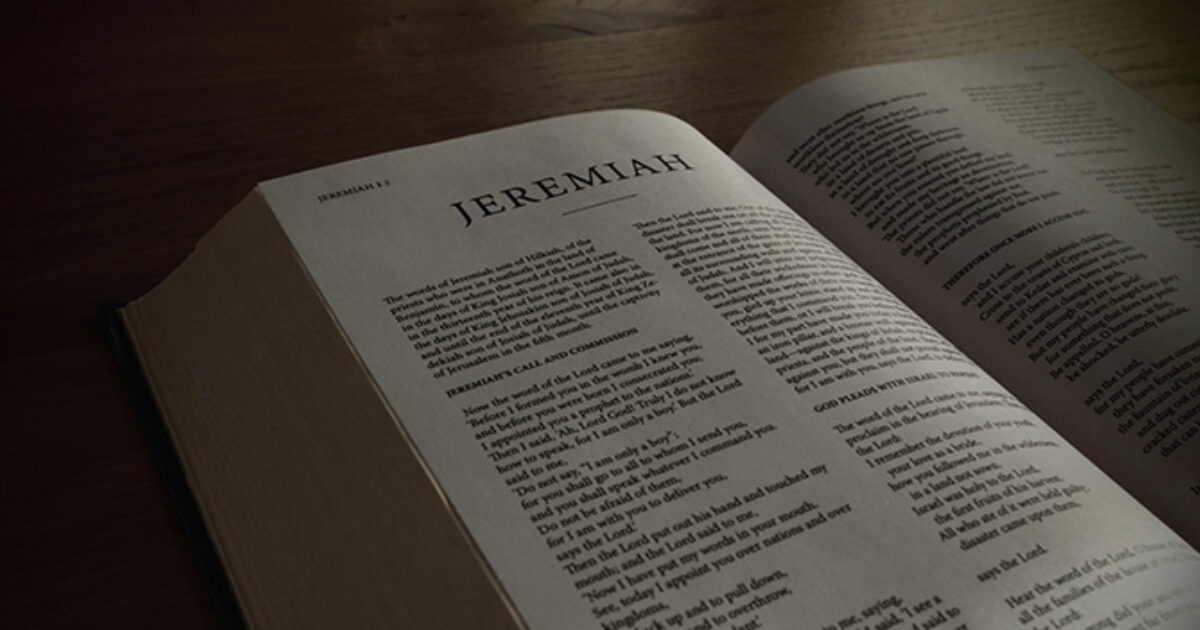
[449,153,693,228]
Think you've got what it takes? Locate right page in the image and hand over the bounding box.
[732,48,1200,546]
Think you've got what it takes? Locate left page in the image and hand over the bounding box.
[261,110,1199,629]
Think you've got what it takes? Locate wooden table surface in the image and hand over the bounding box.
[2,1,1197,627]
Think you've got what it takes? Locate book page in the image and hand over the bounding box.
[733,49,1200,549]
[262,110,1199,629]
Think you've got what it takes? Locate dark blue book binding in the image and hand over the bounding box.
[100,302,248,630]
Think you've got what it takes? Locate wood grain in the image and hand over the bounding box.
[2,1,1196,627]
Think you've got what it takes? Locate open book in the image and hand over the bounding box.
[118,49,1200,629]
